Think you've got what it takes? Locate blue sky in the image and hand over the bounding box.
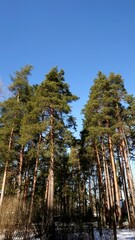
[0,0,135,138]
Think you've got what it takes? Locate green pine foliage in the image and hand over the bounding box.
[0,66,135,235]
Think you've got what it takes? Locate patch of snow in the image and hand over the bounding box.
[117,229,135,240]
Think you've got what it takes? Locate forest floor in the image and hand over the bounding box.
[117,229,135,239]
[0,225,135,239]
[94,228,135,239]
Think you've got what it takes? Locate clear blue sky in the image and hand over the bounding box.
[0,0,135,138]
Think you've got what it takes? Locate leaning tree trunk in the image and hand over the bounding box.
[0,127,14,207]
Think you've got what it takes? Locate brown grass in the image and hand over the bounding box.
[0,196,29,238]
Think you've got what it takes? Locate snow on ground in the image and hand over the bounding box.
[94,229,135,240]
[117,229,135,240]
[0,228,135,239]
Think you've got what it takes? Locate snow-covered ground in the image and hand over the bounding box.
[94,228,135,240]
[0,228,135,239]
[63,230,135,240]
[117,229,135,240]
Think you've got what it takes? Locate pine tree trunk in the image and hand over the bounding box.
[23,175,29,203]
[118,147,131,226]
[95,144,103,233]
[108,134,121,221]
[22,156,29,203]
[0,127,14,206]
[105,160,114,227]
[44,109,54,228]
[101,141,112,225]
[88,176,93,214]
[77,161,81,215]
[17,146,24,199]
[28,134,42,223]
[116,103,135,222]
[0,161,8,207]
[120,140,135,223]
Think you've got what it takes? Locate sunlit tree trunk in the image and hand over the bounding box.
[101,141,112,225]
[44,109,54,227]
[17,146,24,199]
[116,103,135,224]
[0,127,14,207]
[120,139,135,222]
[118,128,135,222]
[95,144,103,232]
[108,134,121,221]
[28,134,42,223]
[118,147,131,226]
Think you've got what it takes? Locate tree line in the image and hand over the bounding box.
[0,66,135,238]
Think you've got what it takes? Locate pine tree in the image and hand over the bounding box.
[82,71,135,231]
[0,65,33,206]
[20,67,79,230]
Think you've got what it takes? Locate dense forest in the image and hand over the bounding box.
[0,65,135,239]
